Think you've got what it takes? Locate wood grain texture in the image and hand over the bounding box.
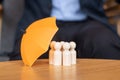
[0,59,120,80]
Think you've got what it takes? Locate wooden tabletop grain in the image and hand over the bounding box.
[0,59,120,80]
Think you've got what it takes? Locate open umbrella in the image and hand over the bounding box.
[21,17,58,66]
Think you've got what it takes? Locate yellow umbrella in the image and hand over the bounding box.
[21,17,58,66]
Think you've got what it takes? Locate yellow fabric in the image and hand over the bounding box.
[21,17,58,66]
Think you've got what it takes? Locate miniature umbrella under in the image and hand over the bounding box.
[21,17,58,66]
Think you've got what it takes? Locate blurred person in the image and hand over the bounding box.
[8,0,120,60]
[0,0,24,61]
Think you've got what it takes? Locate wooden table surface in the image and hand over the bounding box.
[0,59,120,80]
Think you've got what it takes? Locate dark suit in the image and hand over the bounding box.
[9,0,120,60]
[18,0,117,33]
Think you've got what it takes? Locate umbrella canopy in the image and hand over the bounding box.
[21,17,58,66]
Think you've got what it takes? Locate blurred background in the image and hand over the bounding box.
[0,0,24,61]
[0,0,119,61]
